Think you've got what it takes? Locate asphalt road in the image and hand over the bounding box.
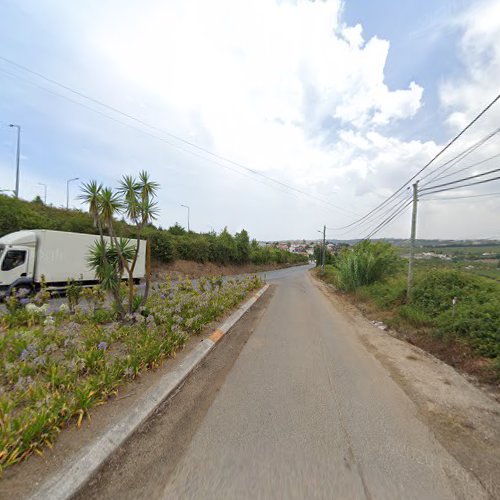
[82,265,484,499]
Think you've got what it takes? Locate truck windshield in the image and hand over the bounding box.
[1,250,26,271]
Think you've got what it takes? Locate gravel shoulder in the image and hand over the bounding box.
[312,274,500,499]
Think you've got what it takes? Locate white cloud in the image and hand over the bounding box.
[440,0,500,131]
[2,0,498,240]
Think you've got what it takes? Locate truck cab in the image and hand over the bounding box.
[0,231,36,296]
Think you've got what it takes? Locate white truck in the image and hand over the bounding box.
[0,229,146,296]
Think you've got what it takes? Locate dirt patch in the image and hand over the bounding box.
[152,260,301,280]
[0,287,272,499]
[311,274,500,499]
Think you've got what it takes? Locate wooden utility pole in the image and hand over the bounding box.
[321,225,326,274]
[407,182,419,301]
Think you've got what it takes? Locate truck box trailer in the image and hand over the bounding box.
[0,230,146,295]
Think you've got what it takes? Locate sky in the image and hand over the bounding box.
[0,0,499,241]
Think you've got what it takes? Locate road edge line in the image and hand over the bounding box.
[32,283,270,500]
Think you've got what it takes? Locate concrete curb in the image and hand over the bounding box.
[32,283,270,500]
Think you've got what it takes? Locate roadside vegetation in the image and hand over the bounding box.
[0,194,307,267]
[0,172,272,473]
[0,274,263,472]
[318,241,500,383]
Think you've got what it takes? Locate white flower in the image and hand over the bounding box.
[25,303,38,313]
[59,303,69,313]
[44,316,55,326]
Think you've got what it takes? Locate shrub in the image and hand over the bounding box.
[435,296,500,358]
[334,240,401,291]
[411,269,491,317]
[0,195,306,268]
[143,228,174,263]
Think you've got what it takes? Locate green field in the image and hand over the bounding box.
[395,244,500,282]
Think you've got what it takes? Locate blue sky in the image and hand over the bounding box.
[0,0,499,240]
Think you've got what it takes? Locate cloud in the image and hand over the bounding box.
[440,0,500,132]
[1,0,498,240]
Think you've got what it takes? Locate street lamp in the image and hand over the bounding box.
[38,182,47,204]
[181,204,190,232]
[9,124,21,198]
[66,177,79,209]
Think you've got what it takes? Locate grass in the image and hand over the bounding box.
[0,275,263,472]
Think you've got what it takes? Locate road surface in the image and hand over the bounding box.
[81,265,485,499]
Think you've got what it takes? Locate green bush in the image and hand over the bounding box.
[143,228,174,263]
[411,269,487,317]
[0,195,307,268]
[435,293,500,358]
[354,267,500,359]
[334,240,402,291]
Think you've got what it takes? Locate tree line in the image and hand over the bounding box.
[0,193,307,267]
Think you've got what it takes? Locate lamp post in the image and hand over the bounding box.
[66,177,79,209]
[38,182,47,204]
[181,204,190,232]
[9,124,21,198]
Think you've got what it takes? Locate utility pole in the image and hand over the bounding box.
[407,182,419,301]
[321,225,326,274]
[9,124,21,198]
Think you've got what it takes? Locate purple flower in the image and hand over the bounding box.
[97,341,108,351]
[19,343,37,361]
[20,298,30,306]
[160,294,166,300]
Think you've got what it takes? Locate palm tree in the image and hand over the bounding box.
[80,182,126,317]
[117,172,159,310]
[80,172,160,318]
[79,180,103,230]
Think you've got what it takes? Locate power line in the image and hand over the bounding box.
[420,167,500,192]
[333,193,412,237]
[421,175,500,196]
[365,199,413,239]
[424,152,500,185]
[0,55,357,216]
[330,92,500,231]
[419,127,500,186]
[420,191,500,201]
